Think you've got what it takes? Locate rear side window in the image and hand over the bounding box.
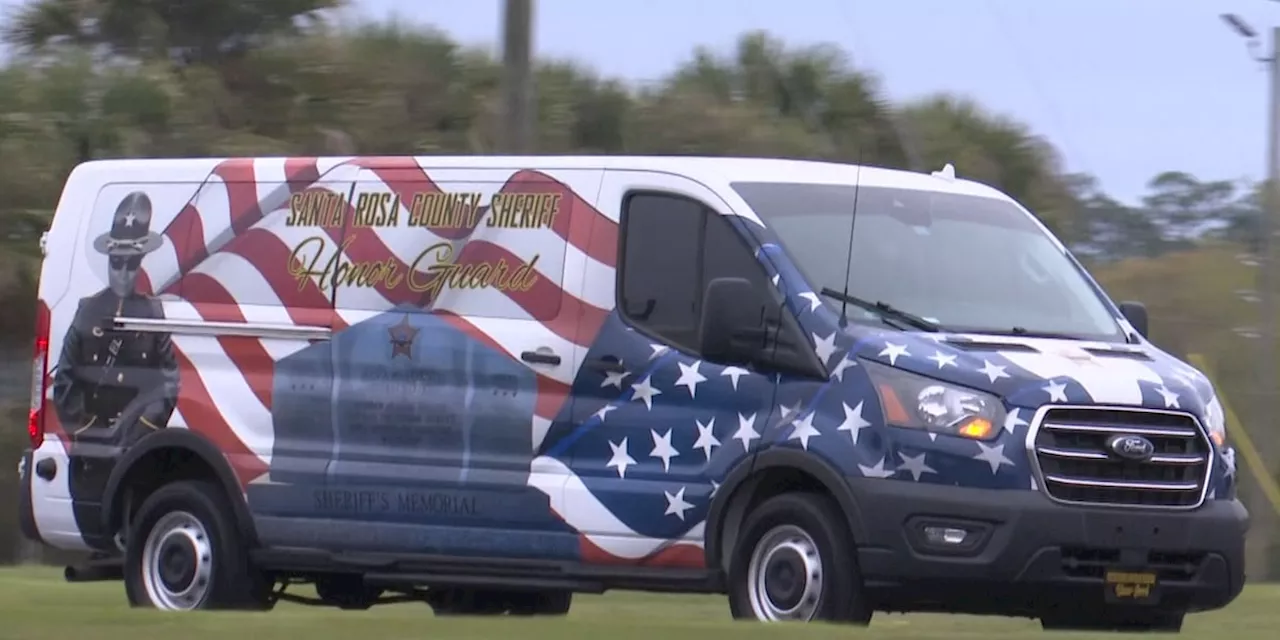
[618,192,771,354]
[174,179,354,316]
[619,194,702,348]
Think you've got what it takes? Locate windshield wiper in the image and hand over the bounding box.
[998,327,1083,340]
[819,287,940,333]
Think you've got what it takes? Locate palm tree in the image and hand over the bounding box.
[658,31,908,166]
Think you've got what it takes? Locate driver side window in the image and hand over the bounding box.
[618,191,773,356]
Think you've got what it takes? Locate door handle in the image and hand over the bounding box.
[520,350,561,366]
[584,356,626,373]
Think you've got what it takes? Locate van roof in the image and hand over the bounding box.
[69,155,1015,202]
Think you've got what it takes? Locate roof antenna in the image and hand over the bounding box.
[931,162,956,181]
[837,148,865,328]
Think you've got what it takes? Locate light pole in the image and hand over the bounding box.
[500,0,535,154]
[1222,10,1280,582]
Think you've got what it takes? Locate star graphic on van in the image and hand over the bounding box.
[388,315,419,359]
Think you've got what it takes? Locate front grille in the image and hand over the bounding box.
[1060,546,1206,580]
[1029,406,1212,509]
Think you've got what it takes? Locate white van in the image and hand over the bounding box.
[19,155,1246,630]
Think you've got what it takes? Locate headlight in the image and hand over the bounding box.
[1203,394,1226,447]
[863,361,1005,440]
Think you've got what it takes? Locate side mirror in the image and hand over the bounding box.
[1118,301,1149,338]
[699,277,769,365]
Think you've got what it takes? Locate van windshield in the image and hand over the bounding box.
[731,181,1125,342]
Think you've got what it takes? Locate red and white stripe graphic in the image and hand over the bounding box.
[126,157,617,488]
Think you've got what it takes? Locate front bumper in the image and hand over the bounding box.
[846,478,1248,617]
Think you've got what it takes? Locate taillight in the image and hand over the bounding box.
[29,302,49,448]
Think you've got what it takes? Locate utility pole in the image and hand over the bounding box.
[500,0,535,154]
[1222,13,1280,582]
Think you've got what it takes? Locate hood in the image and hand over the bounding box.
[847,326,1223,423]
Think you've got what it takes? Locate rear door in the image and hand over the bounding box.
[317,161,603,560]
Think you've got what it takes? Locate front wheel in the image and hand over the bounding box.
[727,492,871,625]
[123,480,272,611]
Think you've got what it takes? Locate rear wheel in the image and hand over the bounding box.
[727,492,871,625]
[124,480,272,611]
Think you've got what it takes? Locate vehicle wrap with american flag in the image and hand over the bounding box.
[26,155,1238,571]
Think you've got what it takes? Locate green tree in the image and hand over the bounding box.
[1068,173,1175,261]
[655,31,907,165]
[3,0,345,64]
[1216,180,1264,252]
[1142,171,1242,241]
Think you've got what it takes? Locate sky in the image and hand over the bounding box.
[337,0,1279,205]
[0,0,1271,204]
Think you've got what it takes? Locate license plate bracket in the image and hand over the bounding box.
[1104,570,1160,605]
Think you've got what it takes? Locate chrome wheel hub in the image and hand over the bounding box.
[140,511,213,610]
[746,524,824,621]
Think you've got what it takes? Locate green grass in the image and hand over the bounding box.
[0,566,1276,639]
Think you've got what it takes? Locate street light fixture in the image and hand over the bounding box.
[1223,13,1271,63]
[1223,13,1258,40]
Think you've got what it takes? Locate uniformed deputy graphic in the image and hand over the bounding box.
[50,192,180,543]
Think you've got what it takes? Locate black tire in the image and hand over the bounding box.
[1040,608,1185,633]
[123,480,272,611]
[727,492,871,625]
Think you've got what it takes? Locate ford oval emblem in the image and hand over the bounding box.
[1106,434,1155,461]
